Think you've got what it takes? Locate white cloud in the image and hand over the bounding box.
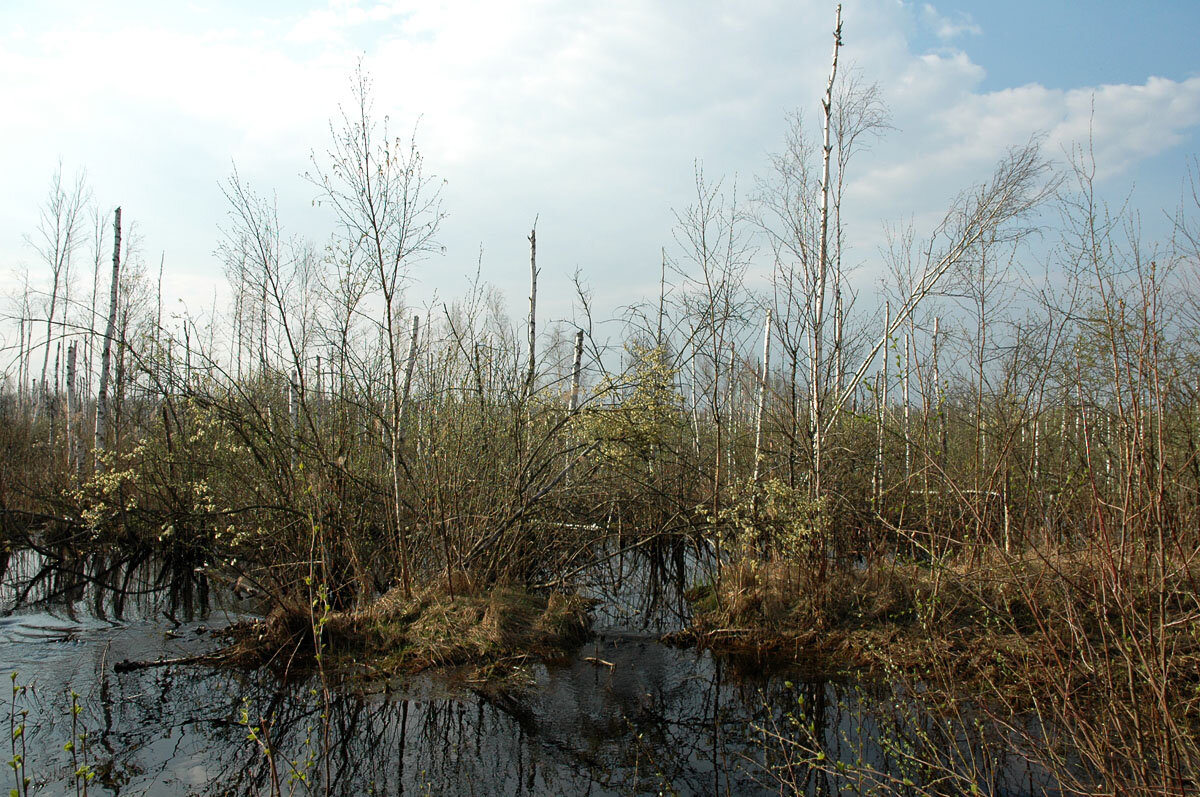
[1,0,1197,331]
[921,4,981,40]
[1057,77,1200,175]
[851,74,1200,214]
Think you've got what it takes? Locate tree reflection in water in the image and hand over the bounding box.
[0,546,1056,795]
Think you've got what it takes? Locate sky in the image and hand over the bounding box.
[2,0,1199,341]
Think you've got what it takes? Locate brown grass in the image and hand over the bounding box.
[685,546,1200,689]
[682,542,1200,793]
[223,583,592,677]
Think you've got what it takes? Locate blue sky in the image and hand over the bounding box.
[914,2,1199,92]
[3,0,1199,339]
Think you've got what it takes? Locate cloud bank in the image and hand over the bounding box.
[1,0,1197,325]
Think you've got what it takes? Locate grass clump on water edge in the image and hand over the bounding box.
[678,546,1200,686]
[672,556,929,674]
[225,580,593,679]
[685,545,1200,794]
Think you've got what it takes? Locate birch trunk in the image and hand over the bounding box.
[904,332,912,484]
[874,371,884,513]
[17,316,26,411]
[753,310,772,487]
[878,301,890,514]
[568,330,584,415]
[933,317,946,472]
[94,207,121,472]
[66,341,77,476]
[398,314,420,435]
[752,310,773,531]
[525,226,538,400]
[811,3,843,502]
[566,329,585,483]
[289,369,301,468]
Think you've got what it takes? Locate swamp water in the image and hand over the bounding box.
[0,546,1057,795]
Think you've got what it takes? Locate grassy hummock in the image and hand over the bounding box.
[225,582,593,679]
[675,547,1200,689]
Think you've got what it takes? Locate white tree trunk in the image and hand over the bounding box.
[752,309,773,533]
[289,369,301,468]
[94,207,121,473]
[753,309,772,490]
[811,3,843,501]
[568,330,584,415]
[526,225,538,400]
[66,341,78,476]
[904,332,912,484]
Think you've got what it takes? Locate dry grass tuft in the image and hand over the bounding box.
[225,583,592,677]
[687,545,1200,689]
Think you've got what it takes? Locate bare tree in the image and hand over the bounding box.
[755,9,1051,549]
[29,165,89,402]
[831,141,1053,436]
[810,4,843,501]
[526,222,539,401]
[307,65,445,597]
[756,9,889,497]
[672,162,754,574]
[85,204,110,400]
[219,166,320,386]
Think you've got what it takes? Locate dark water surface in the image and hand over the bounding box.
[0,545,1057,795]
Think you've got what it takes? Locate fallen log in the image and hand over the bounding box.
[114,653,224,673]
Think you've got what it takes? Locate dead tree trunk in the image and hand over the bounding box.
[17,316,26,413]
[904,332,912,485]
[810,3,843,503]
[568,330,584,415]
[525,224,538,401]
[398,314,420,435]
[94,207,121,473]
[877,301,890,515]
[66,341,78,476]
[566,329,585,483]
[752,309,772,530]
[289,369,301,468]
[933,316,946,473]
[874,370,884,513]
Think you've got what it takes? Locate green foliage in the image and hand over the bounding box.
[705,477,827,561]
[582,344,686,465]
